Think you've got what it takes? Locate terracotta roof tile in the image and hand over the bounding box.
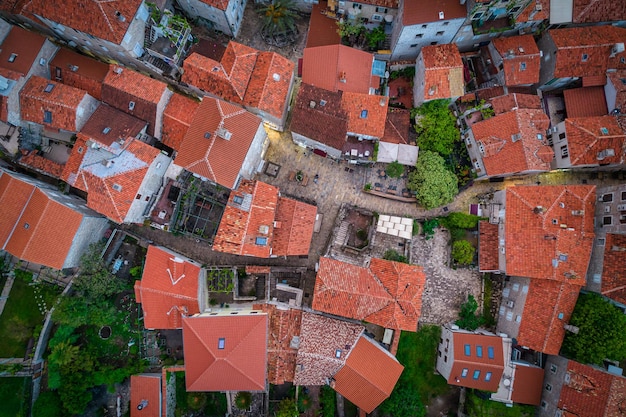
[102,65,169,136]
[273,197,317,257]
[195,0,229,12]
[305,1,341,48]
[517,280,581,354]
[472,109,552,176]
[161,93,200,151]
[342,92,388,138]
[20,75,92,131]
[504,185,596,282]
[302,45,378,94]
[313,257,426,331]
[600,233,626,305]
[402,0,466,24]
[243,51,294,120]
[607,70,626,112]
[419,44,464,100]
[0,172,35,248]
[549,26,626,78]
[50,48,109,100]
[478,221,499,272]
[175,97,263,189]
[572,0,626,23]
[563,86,608,118]
[134,245,201,329]
[382,108,412,144]
[294,312,364,386]
[564,116,626,166]
[182,313,268,391]
[491,35,541,86]
[212,180,279,258]
[516,0,549,22]
[130,374,161,417]
[558,360,626,416]
[510,365,544,405]
[333,336,403,413]
[447,332,505,392]
[19,150,64,178]
[490,93,542,115]
[254,304,302,385]
[61,135,88,185]
[0,26,46,77]
[24,0,143,44]
[80,104,146,148]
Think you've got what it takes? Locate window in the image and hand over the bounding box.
[464,344,471,356]
[129,101,136,110]
[515,315,522,323]
[487,346,495,359]
[473,370,481,380]
[560,145,569,158]
[44,83,55,93]
[8,53,18,63]
[430,41,438,45]
[461,368,468,377]
[621,191,626,201]
[352,3,361,9]
[593,273,601,283]
[233,195,244,205]
[506,311,513,321]
[376,6,387,13]
[550,364,558,374]
[410,44,418,48]
[102,127,111,134]
[77,146,84,154]
[582,53,588,62]
[512,283,520,291]
[436,31,444,36]
[43,110,52,123]
[541,401,547,409]
[520,62,527,71]
[603,216,613,226]
[112,183,123,192]
[218,338,225,349]
[136,194,142,200]
[602,193,614,202]
[360,110,368,118]
[545,383,552,392]
[444,355,447,362]
[476,346,483,358]
[421,24,428,28]
[256,237,268,245]
[335,349,342,358]
[443,21,449,25]
[601,127,609,135]
[145,196,150,201]
[485,372,492,381]
[415,34,423,38]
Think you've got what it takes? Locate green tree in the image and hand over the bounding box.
[336,18,364,43]
[33,391,63,417]
[235,392,252,409]
[452,240,475,265]
[366,25,386,49]
[412,99,460,157]
[74,242,124,301]
[385,160,404,178]
[319,386,336,417]
[408,151,458,209]
[275,398,298,417]
[380,384,425,417]
[383,249,409,264]
[562,293,626,364]
[440,212,483,230]
[259,0,297,36]
[456,295,485,331]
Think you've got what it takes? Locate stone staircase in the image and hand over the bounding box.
[333,221,350,246]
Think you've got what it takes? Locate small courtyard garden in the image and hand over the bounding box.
[174,371,228,417]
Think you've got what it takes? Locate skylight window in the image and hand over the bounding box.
[44,83,55,93]
[461,368,468,377]
[473,370,481,380]
[233,195,244,205]
[600,127,609,135]
[218,338,225,349]
[487,346,495,359]
[485,372,492,381]
[360,109,368,118]
[581,53,588,62]
[476,346,483,358]
[255,237,268,246]
[43,110,52,124]
[520,62,527,71]
[464,344,471,356]
[335,349,342,358]
[102,127,111,134]
[8,53,17,63]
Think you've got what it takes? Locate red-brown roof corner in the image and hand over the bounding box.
[491,35,541,86]
[272,197,317,257]
[0,25,46,77]
[130,374,161,417]
[161,93,200,151]
[342,92,388,138]
[402,0,467,24]
[244,51,294,120]
[601,233,626,305]
[478,221,499,272]
[490,93,542,114]
[510,365,544,405]
[49,48,109,100]
[103,65,168,104]
[382,108,412,144]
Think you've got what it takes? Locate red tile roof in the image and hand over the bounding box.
[510,365,544,405]
[254,304,302,385]
[212,180,279,258]
[302,45,378,94]
[504,185,596,283]
[342,92,388,138]
[24,0,144,44]
[49,48,109,100]
[19,150,64,178]
[20,75,91,131]
[572,0,626,23]
[313,257,426,331]
[61,135,88,185]
[600,233,626,305]
[607,70,626,112]
[294,312,364,386]
[273,197,317,257]
[516,0,549,22]
[447,332,505,392]
[0,171,85,270]
[472,109,553,176]
[130,374,161,417]
[478,221,499,272]
[80,104,146,148]
[549,26,626,78]
[491,35,541,86]
[558,360,626,417]
[490,93,542,115]
[175,97,262,189]
[382,108,412,144]
[196,0,229,12]
[243,51,295,120]
[333,336,403,413]
[419,44,464,100]
[182,313,268,391]
[563,86,608,118]
[402,0,467,24]
[0,26,46,78]
[518,280,581,354]
[134,245,201,330]
[564,116,626,166]
[305,1,341,48]
[161,93,200,152]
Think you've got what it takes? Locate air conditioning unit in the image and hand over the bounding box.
[505,300,515,308]
[617,204,626,212]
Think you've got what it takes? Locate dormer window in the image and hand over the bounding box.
[255,237,268,246]
[102,127,111,134]
[44,83,55,93]
[43,111,52,124]
[112,183,123,192]
[581,53,589,62]
[8,53,17,63]
[233,195,243,205]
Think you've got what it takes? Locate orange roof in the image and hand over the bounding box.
[518,280,581,354]
[24,0,143,44]
[130,374,161,417]
[491,35,541,86]
[0,171,86,270]
[563,87,608,118]
[182,313,267,391]
[607,70,626,112]
[559,360,626,417]
[19,150,64,178]
[161,93,200,152]
[20,76,91,131]
[242,51,294,120]
[490,93,542,115]
[134,245,201,330]
[313,257,426,331]
[478,221,499,272]
[196,0,229,11]
[447,332,505,392]
[302,45,378,94]
[254,304,302,385]
[175,97,262,189]
[294,312,364,386]
[504,185,596,282]
[333,336,403,414]
[601,233,626,305]
[516,0,549,22]
[549,26,626,78]
[80,104,146,148]
[419,44,464,100]
[572,0,626,23]
[472,109,553,176]
[212,180,278,258]
[61,135,88,186]
[402,0,466,24]
[50,48,109,100]
[0,26,46,78]
[342,92,388,138]
[564,116,626,166]
[272,197,317,257]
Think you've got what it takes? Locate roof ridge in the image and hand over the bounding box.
[19,191,50,259]
[222,316,267,388]
[97,1,115,36]
[23,91,84,110]
[256,53,276,108]
[3,181,36,250]
[286,198,299,254]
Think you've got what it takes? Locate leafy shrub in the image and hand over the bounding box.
[452,240,475,265]
[439,212,483,230]
[319,386,336,417]
[383,249,409,264]
[356,229,368,241]
[385,161,404,178]
[422,219,439,240]
[456,295,485,331]
[235,392,252,409]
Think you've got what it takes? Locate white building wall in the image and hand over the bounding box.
[63,215,109,268]
[75,95,100,131]
[413,51,426,106]
[239,124,268,181]
[391,17,464,61]
[155,88,173,139]
[178,0,246,37]
[340,1,398,22]
[550,121,571,169]
[604,79,618,112]
[125,152,172,223]
[435,326,455,380]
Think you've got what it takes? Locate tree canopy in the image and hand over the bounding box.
[561,293,626,364]
[260,0,297,36]
[452,240,475,265]
[385,160,405,178]
[379,384,426,417]
[456,295,484,331]
[440,212,484,230]
[412,99,460,157]
[73,242,124,302]
[408,151,458,209]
